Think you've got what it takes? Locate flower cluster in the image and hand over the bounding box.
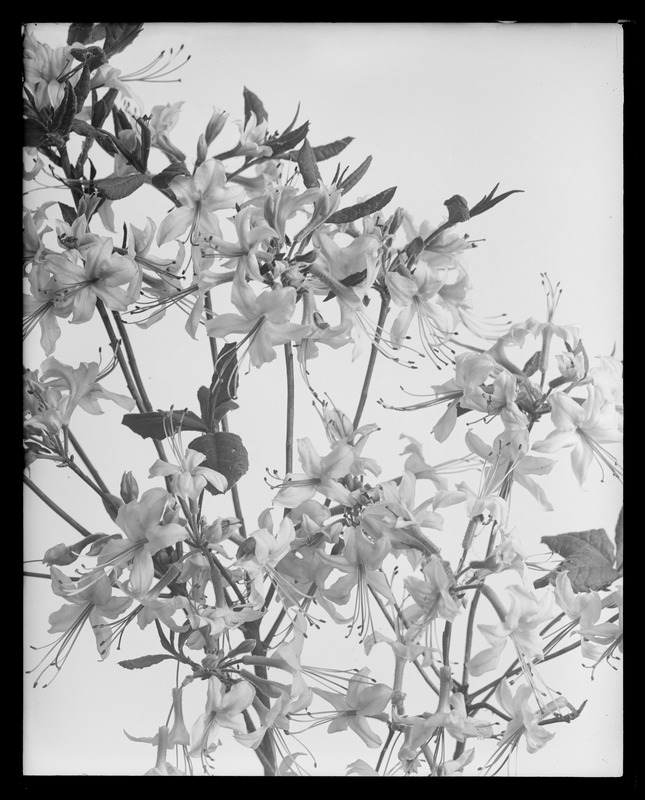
[23,23,622,778]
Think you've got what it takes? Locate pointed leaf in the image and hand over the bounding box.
[58,202,77,228]
[337,155,372,195]
[94,173,146,201]
[267,120,310,157]
[188,432,249,494]
[151,162,191,194]
[615,507,623,573]
[118,654,175,670]
[197,343,240,430]
[280,136,354,162]
[73,63,92,110]
[522,351,541,378]
[122,410,210,440]
[91,87,119,129]
[103,23,144,59]
[540,528,620,592]
[326,186,397,225]
[24,118,47,147]
[469,184,524,218]
[243,86,268,125]
[297,139,321,189]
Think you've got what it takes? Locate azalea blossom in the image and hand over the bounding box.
[311,668,392,749]
[149,447,227,500]
[189,676,256,759]
[205,278,311,369]
[99,488,189,595]
[532,386,623,485]
[157,159,243,246]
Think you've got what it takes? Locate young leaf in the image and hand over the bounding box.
[539,528,620,592]
[615,507,623,573]
[103,23,144,59]
[281,136,354,162]
[188,432,249,494]
[243,86,268,125]
[58,202,77,228]
[122,410,210,440]
[267,120,310,157]
[468,183,524,219]
[118,654,175,670]
[337,155,372,195]
[94,173,147,201]
[326,186,397,225]
[297,139,321,189]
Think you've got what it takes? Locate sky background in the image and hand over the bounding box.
[23,22,623,776]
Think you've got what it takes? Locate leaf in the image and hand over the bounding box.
[94,173,146,201]
[280,136,354,162]
[469,183,524,219]
[266,120,310,157]
[50,82,77,138]
[136,117,152,172]
[151,162,191,193]
[243,86,268,125]
[522,351,541,377]
[103,23,144,59]
[326,186,397,225]
[91,87,119,129]
[337,155,372,195]
[67,23,97,46]
[188,432,249,494]
[615,507,623,573]
[122,410,210,440]
[73,63,92,109]
[297,139,321,189]
[24,118,47,148]
[197,343,239,430]
[221,639,257,663]
[58,202,77,228]
[118,654,175,670]
[539,528,620,592]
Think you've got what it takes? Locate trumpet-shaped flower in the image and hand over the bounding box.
[206,279,311,369]
[532,386,623,485]
[149,448,227,499]
[157,159,243,246]
[312,668,392,749]
[101,488,188,595]
[189,676,256,758]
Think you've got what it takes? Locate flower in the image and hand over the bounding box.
[404,556,462,629]
[532,386,623,485]
[27,567,132,687]
[156,159,242,245]
[189,676,256,758]
[149,447,227,499]
[205,278,311,369]
[272,437,356,508]
[100,488,189,595]
[43,238,140,324]
[312,668,392,748]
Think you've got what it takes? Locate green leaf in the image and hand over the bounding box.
[337,155,372,195]
[122,410,210,440]
[103,23,144,59]
[136,117,152,172]
[243,86,268,125]
[151,162,191,194]
[267,120,310,157]
[73,63,92,110]
[94,173,146,201]
[50,82,77,138]
[522,351,541,378]
[615,507,623,572]
[58,202,77,228]
[118,654,175,670]
[297,139,321,189]
[197,343,240,430]
[326,186,397,225]
[469,183,524,219]
[188,432,249,494]
[540,528,620,592]
[91,87,119,129]
[24,118,47,148]
[280,136,354,162]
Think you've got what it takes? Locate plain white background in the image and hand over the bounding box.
[23,22,623,776]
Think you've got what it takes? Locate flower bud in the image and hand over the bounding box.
[43,543,78,567]
[195,133,208,166]
[443,194,470,225]
[204,107,229,146]
[120,471,139,503]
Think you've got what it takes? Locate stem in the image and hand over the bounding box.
[353,293,390,430]
[112,311,155,412]
[96,300,145,412]
[23,475,93,538]
[284,343,295,476]
[65,455,120,517]
[203,292,247,538]
[67,429,110,495]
